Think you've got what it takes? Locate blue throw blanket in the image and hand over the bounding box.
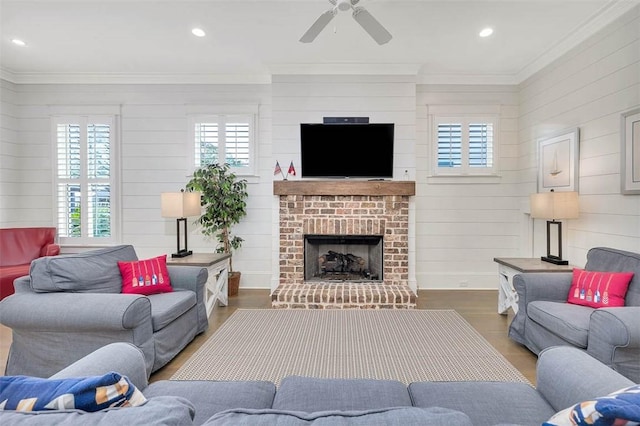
[545,384,640,426]
[0,372,146,412]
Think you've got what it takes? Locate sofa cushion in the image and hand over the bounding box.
[273,376,412,412]
[409,381,556,426]
[30,245,138,293]
[144,380,276,425]
[0,396,194,426]
[567,268,634,308]
[544,384,640,426]
[147,290,196,331]
[203,407,473,426]
[0,372,146,412]
[119,255,173,296]
[527,301,592,348]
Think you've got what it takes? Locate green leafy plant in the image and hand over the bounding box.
[186,163,248,272]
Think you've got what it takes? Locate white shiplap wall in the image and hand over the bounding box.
[0,80,22,226]
[519,5,640,265]
[6,84,276,289]
[415,85,522,289]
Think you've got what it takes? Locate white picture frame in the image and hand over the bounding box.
[621,107,640,195]
[537,128,579,193]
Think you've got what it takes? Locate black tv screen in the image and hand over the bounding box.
[300,123,394,179]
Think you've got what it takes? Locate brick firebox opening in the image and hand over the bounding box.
[272,180,417,309]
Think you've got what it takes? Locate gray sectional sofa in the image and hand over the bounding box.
[0,245,209,378]
[509,247,640,382]
[0,342,635,425]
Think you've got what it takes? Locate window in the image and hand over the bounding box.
[191,115,255,175]
[433,116,497,176]
[53,116,118,244]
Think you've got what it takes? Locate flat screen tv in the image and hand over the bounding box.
[300,123,394,179]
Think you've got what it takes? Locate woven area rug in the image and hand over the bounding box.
[171,309,529,386]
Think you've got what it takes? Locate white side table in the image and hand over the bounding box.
[167,253,231,318]
[493,257,574,315]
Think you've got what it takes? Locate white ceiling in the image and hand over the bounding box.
[1,0,638,84]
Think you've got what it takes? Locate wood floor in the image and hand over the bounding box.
[0,289,538,385]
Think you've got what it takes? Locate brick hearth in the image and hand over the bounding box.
[273,181,416,309]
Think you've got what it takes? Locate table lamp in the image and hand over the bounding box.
[161,190,201,258]
[530,190,579,265]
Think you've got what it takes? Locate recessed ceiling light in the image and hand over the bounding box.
[11,38,27,47]
[191,28,206,37]
[479,28,494,38]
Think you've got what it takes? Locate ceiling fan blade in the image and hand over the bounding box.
[352,6,392,45]
[300,10,336,43]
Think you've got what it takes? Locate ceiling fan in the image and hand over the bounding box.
[300,0,392,45]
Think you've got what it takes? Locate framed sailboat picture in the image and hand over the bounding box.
[621,107,640,195]
[537,128,579,192]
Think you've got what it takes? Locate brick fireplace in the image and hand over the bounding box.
[272,180,416,309]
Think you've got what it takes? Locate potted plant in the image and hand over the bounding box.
[186,163,248,296]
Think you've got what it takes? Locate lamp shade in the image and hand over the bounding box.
[530,191,579,220]
[161,191,201,218]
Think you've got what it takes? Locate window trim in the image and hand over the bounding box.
[51,113,121,246]
[427,104,501,182]
[188,114,256,176]
[432,115,498,176]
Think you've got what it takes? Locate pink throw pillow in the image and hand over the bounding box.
[119,255,173,295]
[567,268,634,308]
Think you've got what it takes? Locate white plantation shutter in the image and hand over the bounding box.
[437,123,462,168]
[468,123,493,168]
[224,122,250,168]
[57,183,81,237]
[434,116,496,175]
[54,116,116,243]
[195,122,219,166]
[192,114,254,174]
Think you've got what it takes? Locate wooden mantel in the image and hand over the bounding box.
[273,180,415,196]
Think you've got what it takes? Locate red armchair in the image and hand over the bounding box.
[0,227,60,300]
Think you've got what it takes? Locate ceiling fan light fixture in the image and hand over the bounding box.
[337,0,352,12]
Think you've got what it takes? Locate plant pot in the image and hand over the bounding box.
[228,271,241,296]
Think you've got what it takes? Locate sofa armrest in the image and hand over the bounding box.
[49,342,149,391]
[168,265,208,334]
[587,307,640,382]
[0,292,152,331]
[513,272,573,306]
[536,346,634,412]
[167,265,207,293]
[508,273,574,345]
[41,243,60,257]
[12,275,32,294]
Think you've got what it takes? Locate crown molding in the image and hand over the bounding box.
[0,70,272,85]
[416,73,519,86]
[267,63,422,76]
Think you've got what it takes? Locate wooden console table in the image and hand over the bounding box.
[493,257,574,315]
[167,253,231,318]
